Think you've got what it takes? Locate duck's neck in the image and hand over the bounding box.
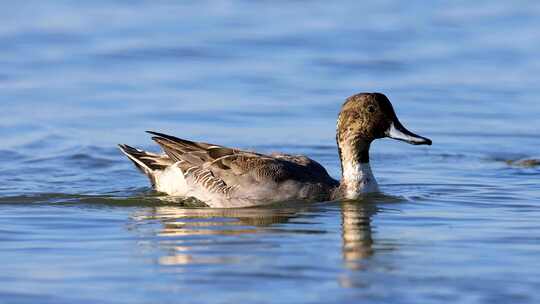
[337,139,379,199]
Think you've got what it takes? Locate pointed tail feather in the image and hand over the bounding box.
[118,144,172,187]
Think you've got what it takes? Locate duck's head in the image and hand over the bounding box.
[337,93,431,162]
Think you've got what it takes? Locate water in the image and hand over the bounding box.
[1,1,540,303]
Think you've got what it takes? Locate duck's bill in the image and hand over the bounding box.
[386,121,432,145]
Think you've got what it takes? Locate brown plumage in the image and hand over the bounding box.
[119,92,432,207]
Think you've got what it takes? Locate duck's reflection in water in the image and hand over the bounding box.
[131,205,308,266]
[131,201,380,275]
[338,197,401,289]
[341,201,376,270]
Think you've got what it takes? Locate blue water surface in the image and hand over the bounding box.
[1,1,540,303]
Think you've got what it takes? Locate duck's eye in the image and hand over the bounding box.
[367,105,376,113]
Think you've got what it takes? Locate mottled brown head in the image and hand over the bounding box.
[337,93,431,162]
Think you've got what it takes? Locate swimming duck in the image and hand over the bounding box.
[119,93,431,207]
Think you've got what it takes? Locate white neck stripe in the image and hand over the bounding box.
[342,162,379,198]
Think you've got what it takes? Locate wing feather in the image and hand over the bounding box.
[147,131,337,196]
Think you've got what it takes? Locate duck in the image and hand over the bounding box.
[119,92,432,207]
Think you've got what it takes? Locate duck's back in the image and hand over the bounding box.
[207,152,338,206]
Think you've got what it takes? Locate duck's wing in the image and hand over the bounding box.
[146,131,336,196]
[270,152,338,183]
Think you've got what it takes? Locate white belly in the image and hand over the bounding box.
[155,164,188,196]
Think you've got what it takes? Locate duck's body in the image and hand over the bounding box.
[119,134,342,207]
[119,93,431,207]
